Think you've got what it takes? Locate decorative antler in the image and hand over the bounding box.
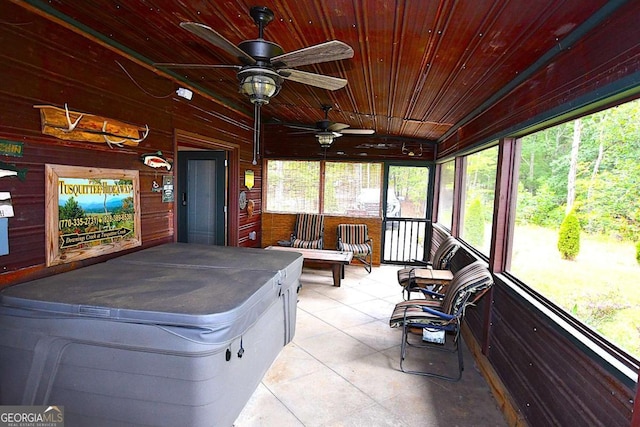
[130,124,149,143]
[62,103,83,132]
[102,121,125,148]
[35,104,149,147]
[102,122,149,148]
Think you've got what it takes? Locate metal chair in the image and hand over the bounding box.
[389,261,493,381]
[397,236,460,300]
[290,213,324,249]
[337,224,373,273]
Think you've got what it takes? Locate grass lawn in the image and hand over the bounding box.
[509,224,640,359]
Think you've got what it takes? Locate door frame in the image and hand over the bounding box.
[381,161,435,264]
[174,130,240,246]
[177,150,227,244]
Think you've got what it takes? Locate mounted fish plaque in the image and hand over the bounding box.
[0,161,28,181]
[45,164,141,266]
[141,151,172,170]
[35,104,149,148]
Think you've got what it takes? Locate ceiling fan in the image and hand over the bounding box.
[155,6,354,163]
[277,105,375,148]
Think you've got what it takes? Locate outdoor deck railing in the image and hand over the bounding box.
[382,218,430,264]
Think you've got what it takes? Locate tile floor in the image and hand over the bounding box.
[234,264,507,427]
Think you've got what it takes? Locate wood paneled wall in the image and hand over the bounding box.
[471,278,636,426]
[261,212,382,265]
[0,3,258,286]
[408,224,636,425]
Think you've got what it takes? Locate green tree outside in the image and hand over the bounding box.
[557,210,581,260]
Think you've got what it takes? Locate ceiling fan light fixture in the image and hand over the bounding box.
[239,69,282,104]
[402,142,423,157]
[316,131,336,148]
[316,133,334,148]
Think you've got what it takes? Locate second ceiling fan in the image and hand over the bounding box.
[279,105,375,148]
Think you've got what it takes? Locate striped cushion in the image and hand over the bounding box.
[291,238,323,249]
[430,223,449,261]
[294,214,324,242]
[432,238,459,270]
[396,237,458,288]
[390,261,492,328]
[340,242,371,256]
[397,267,414,287]
[337,224,371,255]
[337,224,368,242]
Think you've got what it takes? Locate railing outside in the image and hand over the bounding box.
[382,218,430,264]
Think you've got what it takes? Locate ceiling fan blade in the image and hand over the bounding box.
[154,63,241,70]
[289,130,318,135]
[327,122,351,132]
[340,129,376,135]
[283,123,318,132]
[279,69,347,90]
[272,40,353,68]
[180,22,256,65]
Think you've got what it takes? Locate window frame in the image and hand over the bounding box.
[435,159,455,231]
[439,130,640,382]
[264,159,384,217]
[263,160,321,214]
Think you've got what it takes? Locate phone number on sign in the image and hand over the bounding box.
[59,213,133,229]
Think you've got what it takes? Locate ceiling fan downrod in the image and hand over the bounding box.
[252,102,261,165]
[249,6,274,39]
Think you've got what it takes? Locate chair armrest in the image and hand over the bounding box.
[418,288,445,298]
[420,306,455,321]
[403,259,432,268]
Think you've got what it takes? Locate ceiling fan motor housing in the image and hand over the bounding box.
[238,39,284,62]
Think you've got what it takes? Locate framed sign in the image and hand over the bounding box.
[45,164,141,266]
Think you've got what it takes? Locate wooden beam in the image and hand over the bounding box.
[490,138,520,274]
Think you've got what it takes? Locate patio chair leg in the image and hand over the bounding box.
[398,324,464,381]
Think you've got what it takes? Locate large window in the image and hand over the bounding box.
[265,161,319,213]
[509,99,640,359]
[265,160,382,216]
[324,162,382,216]
[460,146,498,255]
[437,160,455,229]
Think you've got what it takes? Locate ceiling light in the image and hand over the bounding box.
[316,131,342,148]
[402,142,423,157]
[238,69,282,104]
[237,68,283,165]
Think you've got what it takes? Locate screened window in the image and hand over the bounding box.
[323,162,382,216]
[265,160,320,213]
[460,146,498,255]
[265,160,383,216]
[437,160,455,229]
[509,99,640,360]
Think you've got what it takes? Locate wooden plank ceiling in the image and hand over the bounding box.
[14,0,610,157]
